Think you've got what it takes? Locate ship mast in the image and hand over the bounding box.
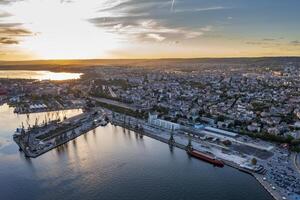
[35,117,38,128]
[186,134,193,151]
[169,127,175,145]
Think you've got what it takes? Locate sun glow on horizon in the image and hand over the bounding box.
[6,0,121,59]
[1,0,300,60]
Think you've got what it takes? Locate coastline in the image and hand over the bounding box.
[111,115,283,200]
[254,174,283,200]
[13,109,288,200]
[13,106,83,115]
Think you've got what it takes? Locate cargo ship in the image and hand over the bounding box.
[187,149,224,167]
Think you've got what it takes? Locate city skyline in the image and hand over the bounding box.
[0,0,300,60]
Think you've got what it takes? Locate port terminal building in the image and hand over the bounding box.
[204,126,238,137]
[148,113,180,130]
[194,124,238,138]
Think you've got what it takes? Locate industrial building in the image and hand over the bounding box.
[148,113,180,130]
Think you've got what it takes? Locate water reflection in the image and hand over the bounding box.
[0,104,274,200]
[169,144,174,154]
[72,139,77,148]
[55,143,69,157]
[0,70,82,80]
[0,104,82,152]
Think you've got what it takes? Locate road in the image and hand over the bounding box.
[254,174,283,200]
[295,153,300,174]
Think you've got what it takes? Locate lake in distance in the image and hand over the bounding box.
[0,70,82,80]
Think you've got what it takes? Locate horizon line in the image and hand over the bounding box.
[1,55,300,63]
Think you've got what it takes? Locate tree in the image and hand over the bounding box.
[251,158,257,165]
[217,115,225,122]
[222,140,232,146]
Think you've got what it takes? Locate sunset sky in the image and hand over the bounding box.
[0,0,300,60]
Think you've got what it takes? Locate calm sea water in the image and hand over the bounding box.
[0,70,82,80]
[0,104,273,200]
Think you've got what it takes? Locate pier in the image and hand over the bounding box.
[12,109,291,200]
[110,112,283,200]
[14,108,108,158]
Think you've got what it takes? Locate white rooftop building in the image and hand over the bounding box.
[148,113,180,131]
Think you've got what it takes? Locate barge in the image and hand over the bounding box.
[187,149,224,167]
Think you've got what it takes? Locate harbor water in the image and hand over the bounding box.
[0,104,273,200]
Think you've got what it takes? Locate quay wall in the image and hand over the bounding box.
[111,118,281,200]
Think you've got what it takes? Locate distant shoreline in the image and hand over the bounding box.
[1,56,300,63]
[0,56,300,73]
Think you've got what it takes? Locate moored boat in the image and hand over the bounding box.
[187,149,224,167]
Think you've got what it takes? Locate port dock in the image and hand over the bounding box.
[12,109,289,200]
[110,112,283,200]
[13,108,108,158]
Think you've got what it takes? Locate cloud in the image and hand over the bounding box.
[90,17,208,43]
[96,0,169,17]
[173,6,229,13]
[262,38,276,41]
[97,0,228,17]
[171,0,175,11]
[0,10,12,18]
[0,0,23,5]
[290,40,300,46]
[0,21,32,46]
[89,0,215,43]
[0,1,32,46]
[246,41,264,45]
[0,36,18,44]
[146,33,165,42]
[245,38,300,50]
[0,0,11,4]
[195,6,227,11]
[245,40,281,47]
[60,0,73,3]
[200,25,212,32]
[0,27,31,35]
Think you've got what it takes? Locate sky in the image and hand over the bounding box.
[0,0,300,60]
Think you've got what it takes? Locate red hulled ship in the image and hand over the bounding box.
[187,149,224,167]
